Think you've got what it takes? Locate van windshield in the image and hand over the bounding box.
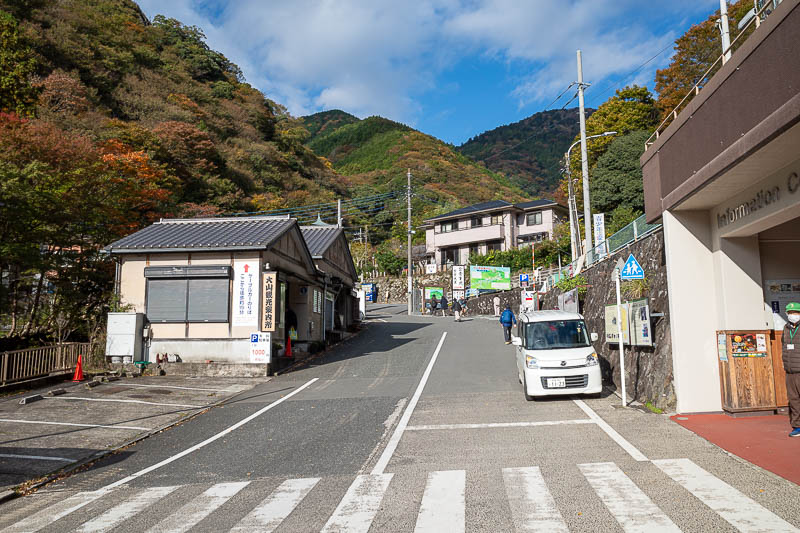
[524,320,591,350]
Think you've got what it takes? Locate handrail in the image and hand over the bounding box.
[644,0,775,150]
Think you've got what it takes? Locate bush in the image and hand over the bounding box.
[556,274,588,296]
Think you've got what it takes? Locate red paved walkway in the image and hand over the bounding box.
[672,413,800,485]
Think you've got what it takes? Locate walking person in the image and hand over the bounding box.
[783,302,800,437]
[430,295,438,316]
[439,294,449,317]
[493,295,501,317]
[500,304,516,344]
[452,298,462,322]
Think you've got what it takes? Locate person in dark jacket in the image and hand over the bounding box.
[452,298,462,322]
[439,295,449,317]
[430,295,438,316]
[499,304,517,344]
[783,302,800,437]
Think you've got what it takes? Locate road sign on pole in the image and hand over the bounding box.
[620,254,644,280]
[519,273,529,288]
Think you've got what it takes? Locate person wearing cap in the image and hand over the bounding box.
[783,302,800,437]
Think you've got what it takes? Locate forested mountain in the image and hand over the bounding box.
[300,112,527,243]
[457,109,590,198]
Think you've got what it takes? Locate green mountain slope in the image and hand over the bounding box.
[300,113,527,219]
[458,108,591,197]
[0,0,344,216]
[302,109,360,140]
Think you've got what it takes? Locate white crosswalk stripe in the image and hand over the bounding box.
[653,458,800,533]
[1,459,798,533]
[320,473,393,533]
[145,481,249,533]
[75,486,180,533]
[579,462,681,532]
[503,466,569,533]
[229,477,320,533]
[414,470,465,533]
[2,489,108,533]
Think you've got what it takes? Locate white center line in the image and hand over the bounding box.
[0,453,75,462]
[407,419,595,431]
[572,399,648,461]
[102,377,318,490]
[0,418,149,430]
[372,331,447,475]
[44,396,204,409]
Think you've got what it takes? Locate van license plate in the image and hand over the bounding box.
[547,378,566,388]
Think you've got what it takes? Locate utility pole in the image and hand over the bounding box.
[337,199,342,228]
[407,168,413,316]
[576,50,592,256]
[719,0,732,63]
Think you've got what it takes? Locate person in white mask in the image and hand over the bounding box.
[783,302,800,437]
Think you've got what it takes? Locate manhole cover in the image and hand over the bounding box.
[146,389,172,395]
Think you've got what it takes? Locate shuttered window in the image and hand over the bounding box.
[146,280,188,322]
[145,266,231,323]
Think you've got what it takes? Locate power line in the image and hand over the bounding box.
[584,41,674,106]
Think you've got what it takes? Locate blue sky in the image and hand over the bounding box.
[137,1,720,145]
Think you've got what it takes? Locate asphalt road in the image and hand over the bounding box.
[1,303,799,532]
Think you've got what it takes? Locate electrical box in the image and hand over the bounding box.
[106,312,145,363]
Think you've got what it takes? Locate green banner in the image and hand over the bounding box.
[469,265,511,291]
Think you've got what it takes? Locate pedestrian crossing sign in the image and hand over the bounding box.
[620,254,644,280]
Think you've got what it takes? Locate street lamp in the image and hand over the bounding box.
[565,131,617,261]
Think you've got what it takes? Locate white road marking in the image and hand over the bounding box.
[103,377,318,490]
[0,418,148,430]
[0,453,75,462]
[118,383,226,392]
[580,462,680,532]
[572,399,648,461]
[414,470,465,533]
[321,473,393,533]
[653,458,799,532]
[230,477,320,533]
[502,466,568,532]
[2,490,108,533]
[44,396,203,409]
[145,482,249,533]
[407,419,595,431]
[76,485,179,533]
[372,331,447,474]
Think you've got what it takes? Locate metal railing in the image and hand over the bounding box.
[543,214,662,289]
[1,342,90,386]
[645,0,779,150]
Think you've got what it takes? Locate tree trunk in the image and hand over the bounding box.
[21,268,46,337]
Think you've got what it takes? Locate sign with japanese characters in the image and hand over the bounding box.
[233,260,259,326]
[629,298,653,347]
[261,271,277,331]
[250,332,271,363]
[452,265,465,290]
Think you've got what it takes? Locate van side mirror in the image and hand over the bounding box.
[590,332,599,342]
[512,336,522,346]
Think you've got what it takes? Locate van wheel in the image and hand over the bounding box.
[523,374,535,402]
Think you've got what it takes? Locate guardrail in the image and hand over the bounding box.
[1,342,90,386]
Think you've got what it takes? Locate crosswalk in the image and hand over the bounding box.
[1,458,797,533]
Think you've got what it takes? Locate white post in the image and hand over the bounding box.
[615,268,627,407]
[577,50,592,254]
[719,0,732,64]
[337,199,342,228]
[407,168,413,316]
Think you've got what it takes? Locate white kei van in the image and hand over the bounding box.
[512,310,602,400]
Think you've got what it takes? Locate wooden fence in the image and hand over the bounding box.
[0,342,90,386]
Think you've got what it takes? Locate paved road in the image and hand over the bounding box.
[2,303,799,532]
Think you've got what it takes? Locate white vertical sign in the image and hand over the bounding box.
[452,265,465,290]
[250,332,271,363]
[233,260,259,326]
[593,213,606,256]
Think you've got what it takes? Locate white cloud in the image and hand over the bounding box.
[137,0,720,125]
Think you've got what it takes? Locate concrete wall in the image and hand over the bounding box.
[542,230,677,411]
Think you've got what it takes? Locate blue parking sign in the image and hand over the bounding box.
[519,273,529,287]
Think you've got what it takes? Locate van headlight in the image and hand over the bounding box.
[586,353,598,366]
[525,355,539,369]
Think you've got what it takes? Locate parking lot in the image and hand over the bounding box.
[0,375,265,495]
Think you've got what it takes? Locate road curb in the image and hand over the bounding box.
[1,382,263,504]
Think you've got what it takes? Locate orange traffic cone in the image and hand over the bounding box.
[72,354,84,382]
[284,337,292,358]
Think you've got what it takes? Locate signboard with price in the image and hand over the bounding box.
[250,332,271,363]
